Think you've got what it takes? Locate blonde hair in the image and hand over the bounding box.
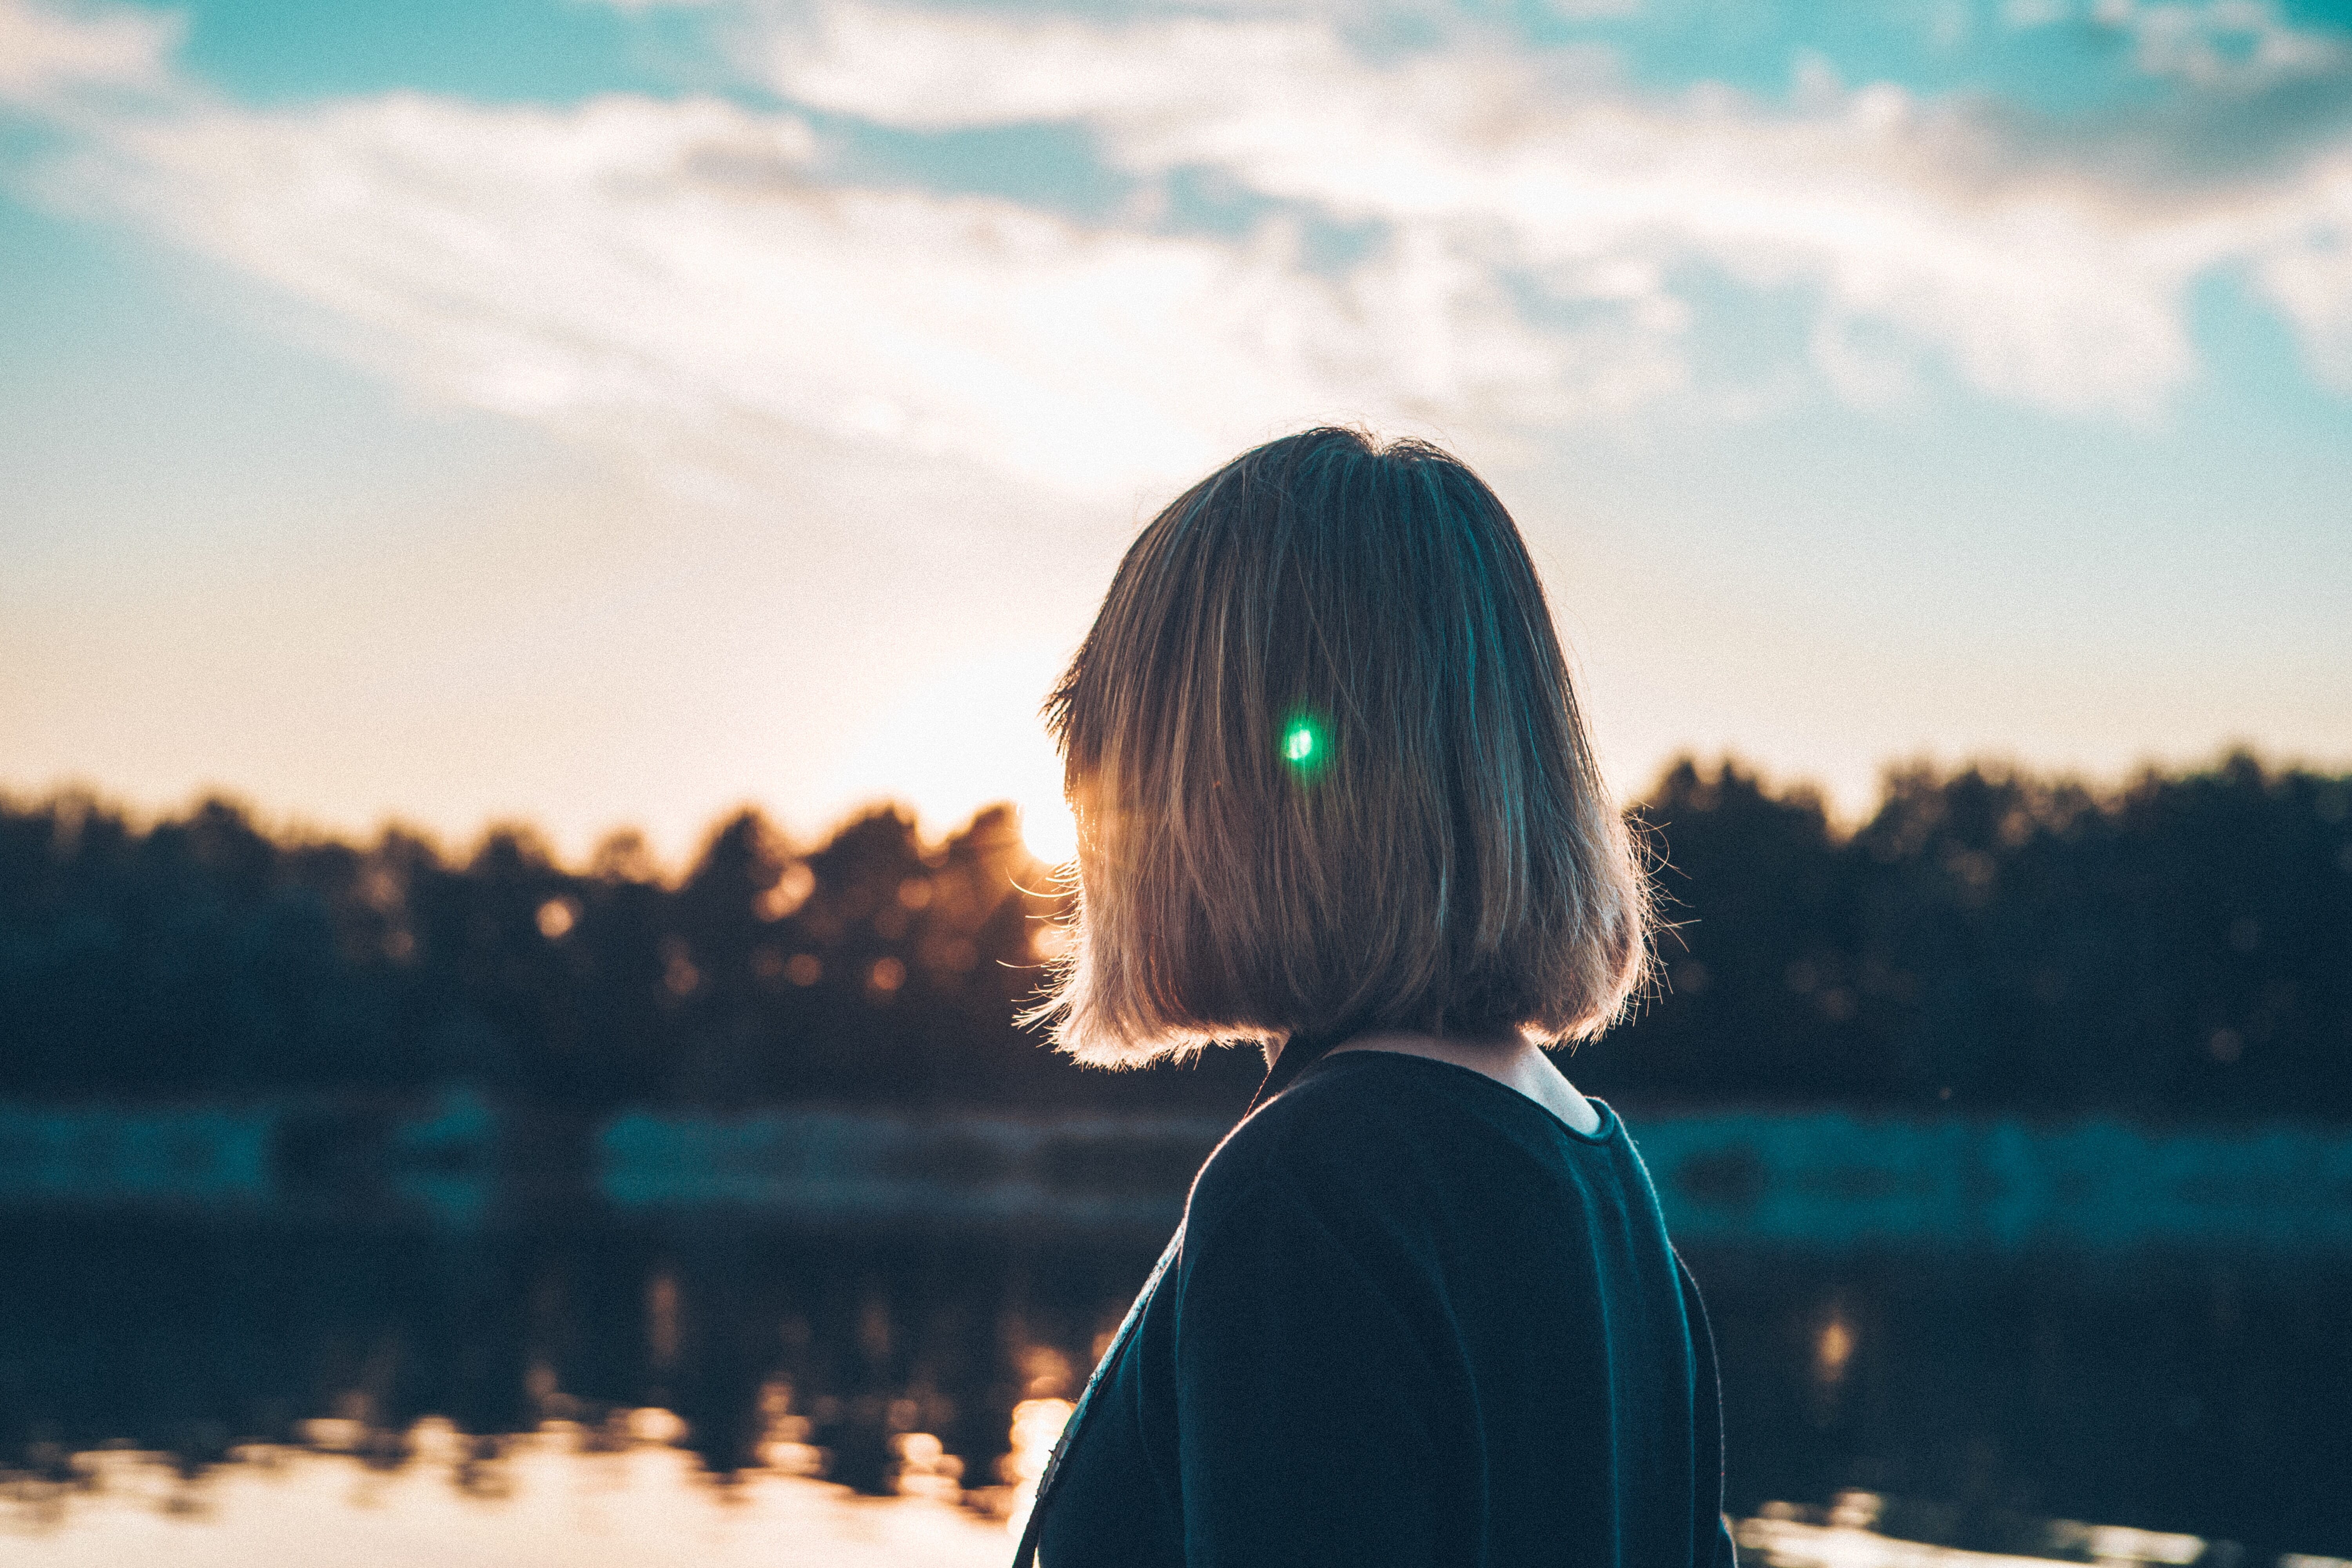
[1027,428,1649,1067]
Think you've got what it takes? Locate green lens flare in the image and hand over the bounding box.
[1279,715,1328,774]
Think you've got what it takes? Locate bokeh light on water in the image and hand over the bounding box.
[998,1396,1076,1544]
[1,1417,1019,1568]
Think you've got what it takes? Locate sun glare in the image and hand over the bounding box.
[822,642,1080,865]
[1018,794,1079,866]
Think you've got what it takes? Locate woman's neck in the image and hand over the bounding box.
[1312,1029,1602,1136]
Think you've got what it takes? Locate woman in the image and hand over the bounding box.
[1015,428,1735,1567]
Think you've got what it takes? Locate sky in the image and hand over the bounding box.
[2,0,2348,869]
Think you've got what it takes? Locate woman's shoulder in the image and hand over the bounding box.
[1183,1051,1573,1235]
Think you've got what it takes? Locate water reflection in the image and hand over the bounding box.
[1733,1490,2352,1568]
[0,1212,1154,1506]
[2,1426,1016,1567]
[2,1212,2349,1563]
[1702,1245,2352,1561]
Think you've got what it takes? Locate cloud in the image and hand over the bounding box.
[3,0,1688,500]
[0,0,174,108]
[1975,0,2352,189]
[3,0,2348,517]
[2067,0,2343,92]
[2251,165,2352,387]
[769,1,2352,409]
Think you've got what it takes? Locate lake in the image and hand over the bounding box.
[2,1102,2349,1564]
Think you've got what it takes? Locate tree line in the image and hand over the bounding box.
[1,751,2346,1118]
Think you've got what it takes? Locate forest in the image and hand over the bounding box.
[2,752,2347,1120]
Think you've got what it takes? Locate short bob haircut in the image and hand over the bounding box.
[1029,427,1650,1067]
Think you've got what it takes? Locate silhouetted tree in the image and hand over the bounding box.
[3,754,2345,1116]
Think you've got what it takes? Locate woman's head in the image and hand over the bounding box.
[1031,426,1649,1067]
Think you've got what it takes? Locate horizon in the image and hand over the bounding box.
[11,740,2341,880]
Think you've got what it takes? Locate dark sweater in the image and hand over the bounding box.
[1028,1050,1735,1567]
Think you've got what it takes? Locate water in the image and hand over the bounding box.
[1696,1241,2352,1557]
[4,1437,1016,1568]
[5,1108,2352,1564]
